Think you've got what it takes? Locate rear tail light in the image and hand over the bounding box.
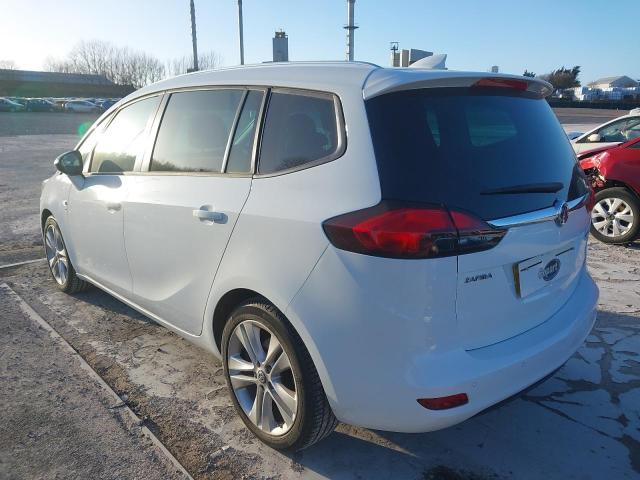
[322,201,505,259]
[417,393,469,410]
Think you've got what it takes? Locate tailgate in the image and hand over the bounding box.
[456,206,589,350]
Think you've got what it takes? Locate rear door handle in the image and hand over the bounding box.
[106,202,121,212]
[193,208,224,222]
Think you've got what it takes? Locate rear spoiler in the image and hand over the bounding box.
[363,70,553,100]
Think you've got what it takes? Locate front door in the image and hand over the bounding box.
[68,95,161,294]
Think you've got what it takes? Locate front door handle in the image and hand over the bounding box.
[106,202,121,212]
[193,208,224,222]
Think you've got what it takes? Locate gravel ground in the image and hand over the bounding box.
[0,114,638,479]
[552,107,632,125]
[0,284,188,480]
[0,112,100,137]
[0,134,76,265]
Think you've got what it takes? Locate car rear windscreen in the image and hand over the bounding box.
[365,87,588,220]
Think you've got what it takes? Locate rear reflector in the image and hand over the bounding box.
[322,201,505,259]
[417,393,469,410]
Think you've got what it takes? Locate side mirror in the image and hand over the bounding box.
[54,150,84,176]
[587,133,601,143]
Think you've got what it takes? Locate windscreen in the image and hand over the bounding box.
[365,87,588,220]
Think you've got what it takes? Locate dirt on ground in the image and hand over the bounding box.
[0,284,187,480]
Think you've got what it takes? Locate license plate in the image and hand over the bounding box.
[514,247,574,298]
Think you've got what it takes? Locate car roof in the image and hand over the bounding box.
[128,61,552,103]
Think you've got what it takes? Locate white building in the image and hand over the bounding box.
[571,76,639,101]
[588,75,639,89]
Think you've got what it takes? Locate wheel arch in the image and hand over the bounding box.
[41,209,53,234]
[212,288,269,351]
[600,179,640,200]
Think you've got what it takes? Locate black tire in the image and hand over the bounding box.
[222,299,337,450]
[43,216,91,293]
[590,187,640,244]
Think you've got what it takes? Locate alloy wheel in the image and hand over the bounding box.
[591,197,634,238]
[227,320,298,436]
[44,223,69,285]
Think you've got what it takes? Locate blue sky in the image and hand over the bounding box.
[2,0,638,83]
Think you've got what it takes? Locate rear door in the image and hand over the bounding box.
[124,88,265,335]
[365,84,591,350]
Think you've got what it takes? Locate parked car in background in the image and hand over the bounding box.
[41,63,598,450]
[580,137,640,244]
[572,113,640,153]
[630,107,640,115]
[64,100,101,113]
[24,98,57,112]
[98,99,117,110]
[567,131,583,141]
[0,98,26,112]
[52,99,68,110]
[5,96,26,105]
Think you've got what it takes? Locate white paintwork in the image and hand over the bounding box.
[124,175,252,335]
[40,62,598,434]
[456,209,589,350]
[571,113,640,153]
[67,175,134,295]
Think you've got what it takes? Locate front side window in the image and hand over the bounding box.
[584,118,640,143]
[78,112,116,166]
[150,89,243,173]
[258,90,340,174]
[90,96,160,173]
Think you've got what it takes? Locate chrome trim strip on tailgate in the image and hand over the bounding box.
[488,194,588,229]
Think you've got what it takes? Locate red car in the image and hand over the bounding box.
[579,137,640,244]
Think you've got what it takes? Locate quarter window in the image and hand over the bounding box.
[90,97,159,173]
[258,91,340,174]
[150,89,243,173]
[226,90,264,173]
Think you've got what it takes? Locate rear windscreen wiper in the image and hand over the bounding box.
[480,182,563,195]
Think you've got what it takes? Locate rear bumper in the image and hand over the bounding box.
[408,271,597,433]
[287,249,598,432]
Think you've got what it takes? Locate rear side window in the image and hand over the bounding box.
[150,89,243,173]
[90,96,159,173]
[258,90,340,174]
[226,90,264,173]
[366,88,588,220]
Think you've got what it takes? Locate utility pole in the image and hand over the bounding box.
[190,0,199,71]
[238,0,245,65]
[344,0,357,61]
